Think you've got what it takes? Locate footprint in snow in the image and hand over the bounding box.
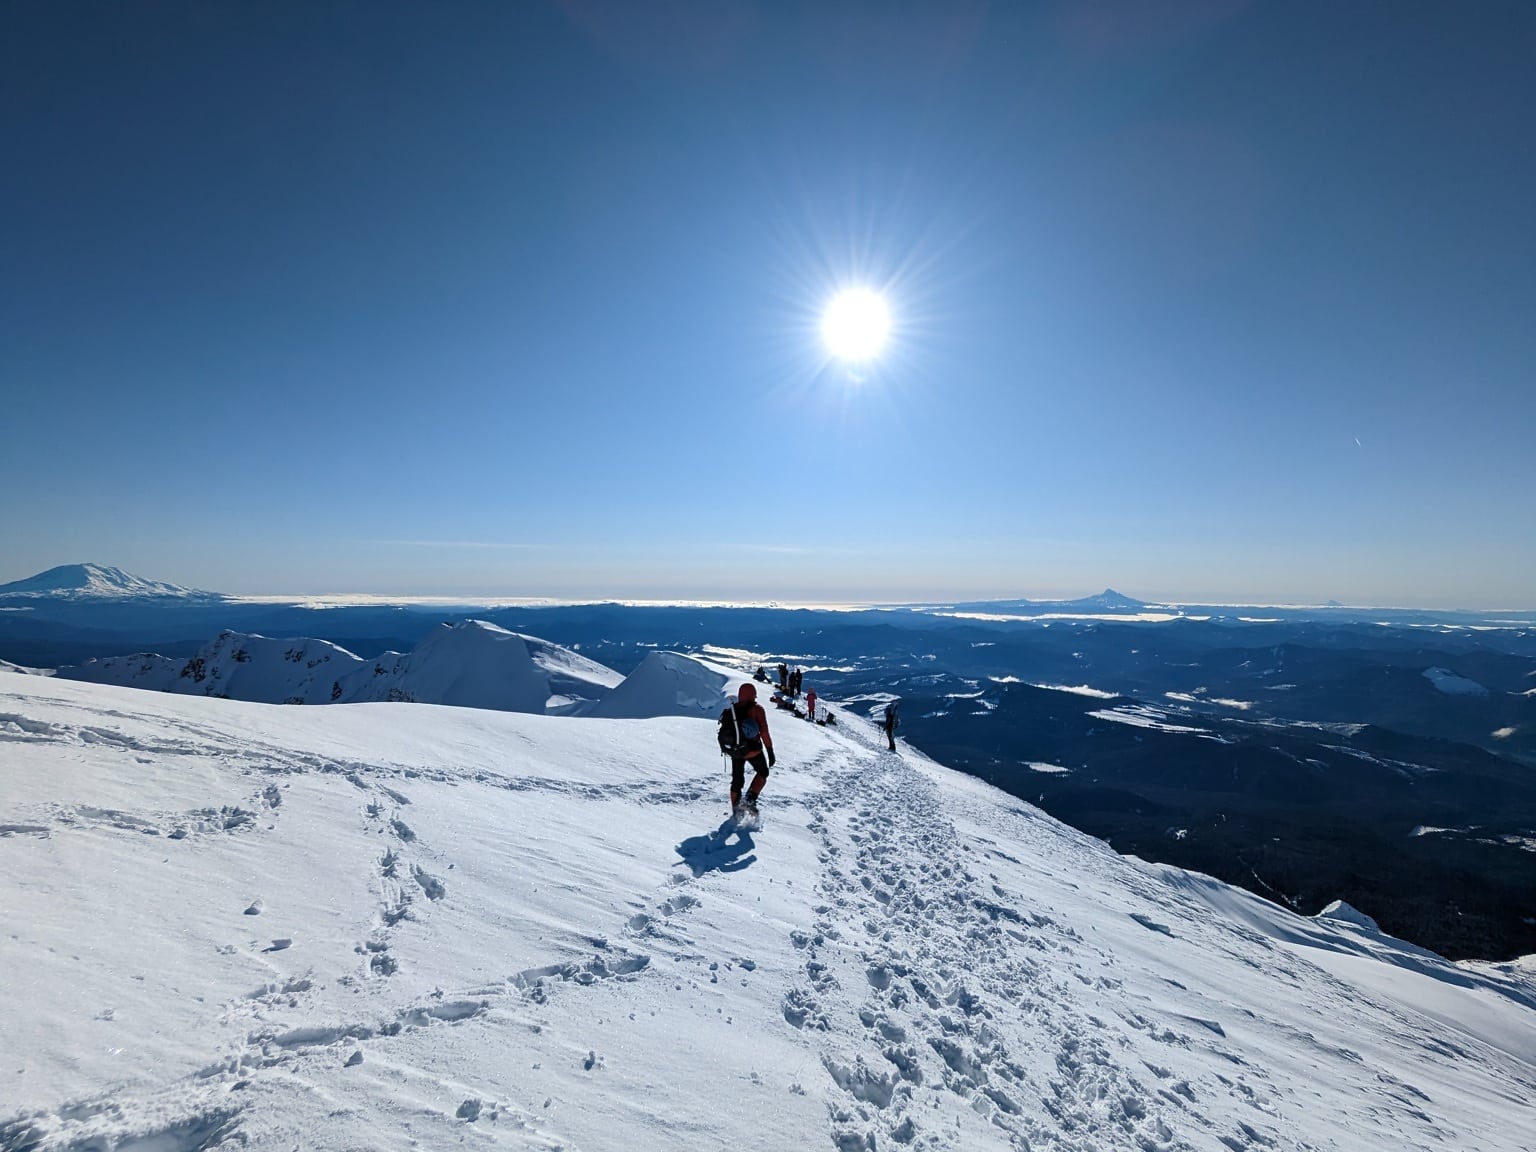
[413,866,446,901]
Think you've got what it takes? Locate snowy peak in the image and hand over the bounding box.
[589,650,734,719]
[0,563,216,600]
[521,631,626,712]
[1086,587,1147,610]
[345,620,552,712]
[1316,899,1382,933]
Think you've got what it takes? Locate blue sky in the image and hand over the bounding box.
[3,2,1533,606]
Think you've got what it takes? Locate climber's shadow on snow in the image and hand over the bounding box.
[675,818,757,877]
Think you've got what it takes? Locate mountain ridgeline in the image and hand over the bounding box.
[6,564,1535,962]
[57,620,748,720]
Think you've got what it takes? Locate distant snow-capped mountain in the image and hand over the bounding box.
[60,620,627,714]
[0,563,218,601]
[1066,587,1148,611]
[944,587,1152,615]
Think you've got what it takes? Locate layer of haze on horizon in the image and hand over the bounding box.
[3,2,1532,608]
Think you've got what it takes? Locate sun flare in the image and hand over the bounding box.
[822,289,891,362]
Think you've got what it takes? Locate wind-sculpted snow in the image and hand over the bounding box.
[522,634,625,711]
[60,620,622,715]
[337,620,551,712]
[1,674,1533,1152]
[588,649,734,719]
[0,659,51,676]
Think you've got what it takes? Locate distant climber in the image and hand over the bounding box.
[882,700,899,751]
[806,687,817,722]
[718,682,775,816]
[777,663,789,691]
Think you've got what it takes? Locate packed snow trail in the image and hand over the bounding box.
[1,676,1534,1151]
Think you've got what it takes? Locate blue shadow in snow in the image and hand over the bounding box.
[676,817,757,877]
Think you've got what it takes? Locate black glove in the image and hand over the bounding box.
[767,747,776,768]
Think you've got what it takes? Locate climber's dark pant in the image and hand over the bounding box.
[730,751,769,800]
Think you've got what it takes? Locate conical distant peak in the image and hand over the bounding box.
[0,563,213,599]
[1091,588,1145,607]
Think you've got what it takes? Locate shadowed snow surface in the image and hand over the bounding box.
[1,675,1533,1152]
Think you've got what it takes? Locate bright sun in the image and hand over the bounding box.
[822,289,891,362]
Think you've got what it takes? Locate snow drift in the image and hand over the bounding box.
[518,633,625,712]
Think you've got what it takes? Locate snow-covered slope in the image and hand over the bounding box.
[2,675,1533,1152]
[59,621,622,714]
[0,563,215,600]
[523,634,625,712]
[65,632,363,704]
[588,650,735,719]
[61,651,186,693]
[0,659,51,676]
[340,621,552,712]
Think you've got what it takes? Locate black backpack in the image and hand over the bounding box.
[719,701,763,754]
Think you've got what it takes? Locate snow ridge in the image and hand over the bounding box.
[61,621,623,713]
